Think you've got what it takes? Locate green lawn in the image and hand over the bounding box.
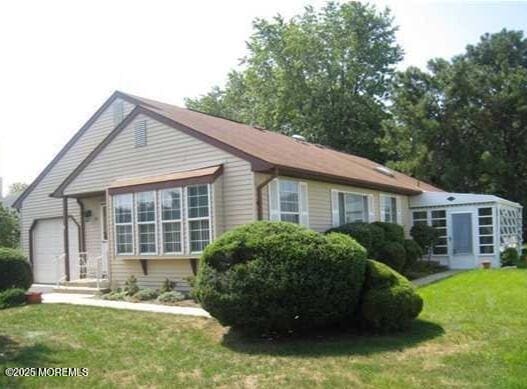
[1,270,527,388]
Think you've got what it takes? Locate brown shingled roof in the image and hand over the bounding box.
[124,93,442,195]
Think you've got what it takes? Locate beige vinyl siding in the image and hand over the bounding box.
[257,175,411,235]
[64,114,256,287]
[20,99,134,258]
[80,196,106,258]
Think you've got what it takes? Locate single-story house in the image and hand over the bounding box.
[13,91,523,288]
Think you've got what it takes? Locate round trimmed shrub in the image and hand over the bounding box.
[195,221,368,334]
[0,288,27,309]
[0,248,32,292]
[403,239,423,269]
[360,260,423,331]
[327,222,385,258]
[372,222,405,244]
[378,241,407,272]
[501,247,520,267]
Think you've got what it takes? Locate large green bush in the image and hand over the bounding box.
[195,221,367,334]
[0,248,32,291]
[359,260,423,331]
[0,288,26,309]
[377,241,407,272]
[372,222,405,244]
[327,222,385,258]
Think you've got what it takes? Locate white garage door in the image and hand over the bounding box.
[33,218,79,284]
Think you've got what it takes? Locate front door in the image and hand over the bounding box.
[100,204,109,277]
[450,212,475,268]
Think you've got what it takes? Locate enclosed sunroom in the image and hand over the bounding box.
[409,192,523,269]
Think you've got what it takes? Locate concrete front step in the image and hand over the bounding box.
[53,285,110,294]
[58,279,110,288]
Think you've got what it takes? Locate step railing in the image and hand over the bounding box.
[55,252,108,289]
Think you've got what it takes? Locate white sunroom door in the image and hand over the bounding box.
[450,212,475,269]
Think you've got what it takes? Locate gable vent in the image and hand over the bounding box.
[135,120,147,148]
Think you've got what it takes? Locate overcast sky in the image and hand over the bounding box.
[1,0,527,195]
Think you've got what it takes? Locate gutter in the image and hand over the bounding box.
[256,168,279,220]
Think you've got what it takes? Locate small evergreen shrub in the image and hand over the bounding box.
[359,260,423,331]
[0,248,32,292]
[101,291,127,301]
[372,222,405,244]
[501,247,520,267]
[134,288,159,301]
[160,278,175,293]
[410,224,440,260]
[378,241,407,272]
[195,221,367,334]
[124,275,139,295]
[403,239,423,269]
[157,291,185,303]
[0,288,26,309]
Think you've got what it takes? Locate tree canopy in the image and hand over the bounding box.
[0,203,19,248]
[382,29,527,207]
[186,1,402,161]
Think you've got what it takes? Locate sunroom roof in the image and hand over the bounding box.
[409,192,522,209]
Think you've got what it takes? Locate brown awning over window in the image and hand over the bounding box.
[108,165,223,195]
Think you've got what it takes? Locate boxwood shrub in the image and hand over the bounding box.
[377,241,407,272]
[0,288,26,309]
[403,239,423,270]
[327,222,385,259]
[359,260,423,331]
[195,221,367,334]
[0,248,32,292]
[372,222,405,244]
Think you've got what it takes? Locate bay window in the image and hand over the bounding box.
[187,185,211,253]
[112,184,212,256]
[161,188,182,254]
[114,194,134,254]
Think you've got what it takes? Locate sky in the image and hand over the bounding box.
[1,0,527,196]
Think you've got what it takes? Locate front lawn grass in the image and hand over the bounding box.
[1,269,527,388]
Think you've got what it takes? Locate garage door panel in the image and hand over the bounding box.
[33,218,79,284]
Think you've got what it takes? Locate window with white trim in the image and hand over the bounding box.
[381,195,397,223]
[431,210,447,255]
[279,180,300,223]
[478,207,494,254]
[338,192,369,224]
[160,188,182,254]
[268,179,308,226]
[136,191,157,254]
[412,211,428,226]
[187,184,211,253]
[114,194,134,255]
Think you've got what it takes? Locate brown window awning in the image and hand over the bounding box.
[108,165,223,195]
